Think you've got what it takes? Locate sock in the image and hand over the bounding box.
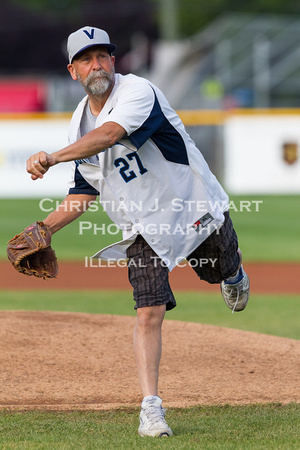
[224,266,244,285]
[142,396,161,408]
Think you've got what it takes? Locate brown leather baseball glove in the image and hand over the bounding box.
[7,221,58,279]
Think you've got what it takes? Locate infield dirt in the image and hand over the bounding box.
[0,261,299,410]
[0,261,299,293]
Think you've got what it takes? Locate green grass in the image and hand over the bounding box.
[1,290,299,340]
[0,197,121,261]
[1,195,300,261]
[1,195,299,447]
[0,404,299,449]
[228,195,300,262]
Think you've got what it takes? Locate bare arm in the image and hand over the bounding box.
[27,121,126,180]
[43,194,97,234]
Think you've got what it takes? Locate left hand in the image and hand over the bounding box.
[7,221,58,279]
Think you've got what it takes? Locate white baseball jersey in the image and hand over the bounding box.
[67,73,229,270]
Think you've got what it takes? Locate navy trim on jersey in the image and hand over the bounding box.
[127,88,189,165]
[68,163,99,196]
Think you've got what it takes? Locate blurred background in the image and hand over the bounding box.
[1,0,300,196]
[0,0,299,339]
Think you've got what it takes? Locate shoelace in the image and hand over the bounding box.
[143,406,167,428]
[232,289,239,314]
[223,281,243,314]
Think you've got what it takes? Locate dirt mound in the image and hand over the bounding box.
[0,311,299,411]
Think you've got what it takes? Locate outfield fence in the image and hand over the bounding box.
[0,109,300,197]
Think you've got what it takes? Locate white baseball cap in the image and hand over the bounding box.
[67,26,117,63]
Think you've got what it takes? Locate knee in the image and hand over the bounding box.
[136,305,166,329]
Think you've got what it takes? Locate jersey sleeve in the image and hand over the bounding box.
[102,81,166,150]
[67,161,99,196]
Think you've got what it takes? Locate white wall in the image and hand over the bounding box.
[0,118,71,198]
[224,114,300,194]
[1,112,300,198]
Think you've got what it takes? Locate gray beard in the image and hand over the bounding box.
[78,68,115,95]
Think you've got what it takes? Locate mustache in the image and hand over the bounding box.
[76,67,115,95]
[86,70,111,83]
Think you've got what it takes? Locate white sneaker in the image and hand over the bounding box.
[220,265,250,313]
[138,396,173,437]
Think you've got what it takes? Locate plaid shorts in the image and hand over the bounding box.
[126,211,239,311]
[126,234,177,311]
[186,211,239,284]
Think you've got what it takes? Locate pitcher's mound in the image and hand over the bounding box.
[0,311,299,410]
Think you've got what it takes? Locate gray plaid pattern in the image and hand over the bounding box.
[187,211,239,283]
[126,212,239,310]
[126,235,176,311]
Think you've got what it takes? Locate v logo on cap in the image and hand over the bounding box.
[83,29,95,40]
[67,27,117,63]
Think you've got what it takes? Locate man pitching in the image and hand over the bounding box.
[25,26,250,437]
